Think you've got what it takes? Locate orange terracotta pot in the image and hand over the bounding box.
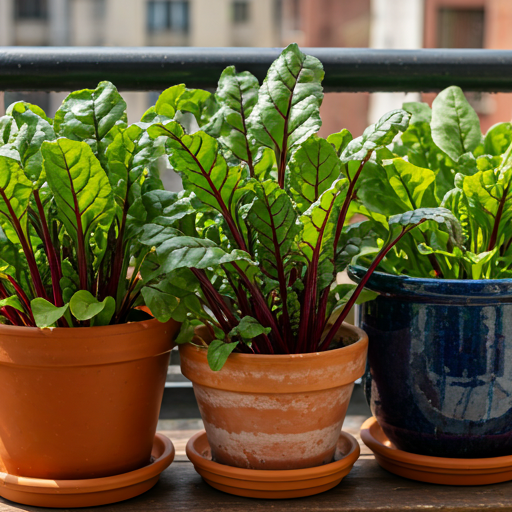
[0,318,179,480]
[180,323,368,470]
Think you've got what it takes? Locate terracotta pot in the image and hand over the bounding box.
[180,323,368,470]
[0,318,179,479]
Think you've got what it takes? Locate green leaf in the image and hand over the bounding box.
[289,135,341,213]
[388,207,464,248]
[431,86,482,161]
[248,180,299,278]
[174,318,203,345]
[229,315,271,340]
[332,284,378,306]
[248,43,324,182]
[54,81,127,164]
[42,139,114,245]
[403,101,432,125]
[69,290,113,322]
[207,339,239,371]
[336,220,380,272]
[141,281,180,323]
[93,296,116,326]
[0,156,33,243]
[341,109,411,163]
[8,103,56,185]
[484,122,512,157]
[155,84,186,118]
[31,298,69,328]
[381,158,437,209]
[0,295,24,312]
[143,232,254,273]
[205,66,259,168]
[327,129,353,157]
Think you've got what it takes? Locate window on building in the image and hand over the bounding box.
[147,1,189,32]
[437,8,485,48]
[233,1,250,23]
[15,0,48,19]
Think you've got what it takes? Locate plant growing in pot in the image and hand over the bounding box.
[141,44,460,495]
[349,86,512,470]
[0,83,182,506]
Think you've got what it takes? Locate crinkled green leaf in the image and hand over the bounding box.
[42,139,114,244]
[205,66,259,168]
[484,122,512,157]
[248,43,324,182]
[140,281,180,323]
[341,109,410,163]
[54,81,127,164]
[289,135,341,213]
[248,180,299,278]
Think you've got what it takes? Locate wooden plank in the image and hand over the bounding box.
[2,459,512,512]
[2,415,512,511]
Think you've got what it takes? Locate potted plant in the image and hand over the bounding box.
[141,44,459,480]
[0,82,181,497]
[350,85,512,459]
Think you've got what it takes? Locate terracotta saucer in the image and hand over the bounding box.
[0,434,175,508]
[361,417,512,486]
[186,430,360,499]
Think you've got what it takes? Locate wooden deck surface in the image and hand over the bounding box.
[2,416,511,512]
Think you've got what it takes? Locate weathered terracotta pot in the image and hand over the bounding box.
[0,318,179,479]
[180,323,368,470]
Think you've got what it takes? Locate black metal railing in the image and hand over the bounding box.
[2,47,512,92]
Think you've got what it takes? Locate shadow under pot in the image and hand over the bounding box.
[179,323,368,470]
[349,265,512,459]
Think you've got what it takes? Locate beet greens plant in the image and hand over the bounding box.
[140,44,462,369]
[352,86,512,280]
[0,81,201,328]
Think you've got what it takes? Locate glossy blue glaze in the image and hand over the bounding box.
[349,265,512,458]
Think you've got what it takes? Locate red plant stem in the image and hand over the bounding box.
[231,262,289,354]
[319,226,412,351]
[33,191,63,306]
[191,269,238,330]
[1,306,21,326]
[6,275,35,324]
[488,184,510,252]
[310,153,372,351]
[261,192,293,348]
[0,282,27,325]
[333,153,372,251]
[0,190,47,299]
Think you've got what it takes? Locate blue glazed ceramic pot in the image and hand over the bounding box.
[349,265,512,459]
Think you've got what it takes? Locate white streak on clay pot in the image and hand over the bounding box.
[180,323,368,470]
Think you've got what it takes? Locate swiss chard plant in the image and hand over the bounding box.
[353,85,512,280]
[140,44,462,369]
[0,81,206,328]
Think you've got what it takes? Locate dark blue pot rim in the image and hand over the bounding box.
[348,265,512,305]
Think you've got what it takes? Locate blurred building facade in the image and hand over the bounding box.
[1,0,512,134]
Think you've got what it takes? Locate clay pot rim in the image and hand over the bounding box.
[361,417,512,470]
[0,317,167,339]
[190,321,367,361]
[1,434,175,494]
[186,430,360,481]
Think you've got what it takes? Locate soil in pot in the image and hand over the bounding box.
[180,323,368,471]
[0,318,179,480]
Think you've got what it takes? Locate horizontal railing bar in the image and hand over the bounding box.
[2,47,512,92]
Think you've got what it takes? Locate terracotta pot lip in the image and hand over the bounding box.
[187,322,367,360]
[361,417,512,470]
[0,317,168,338]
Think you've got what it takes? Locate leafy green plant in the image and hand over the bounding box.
[354,85,512,280]
[0,81,195,328]
[141,44,461,368]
